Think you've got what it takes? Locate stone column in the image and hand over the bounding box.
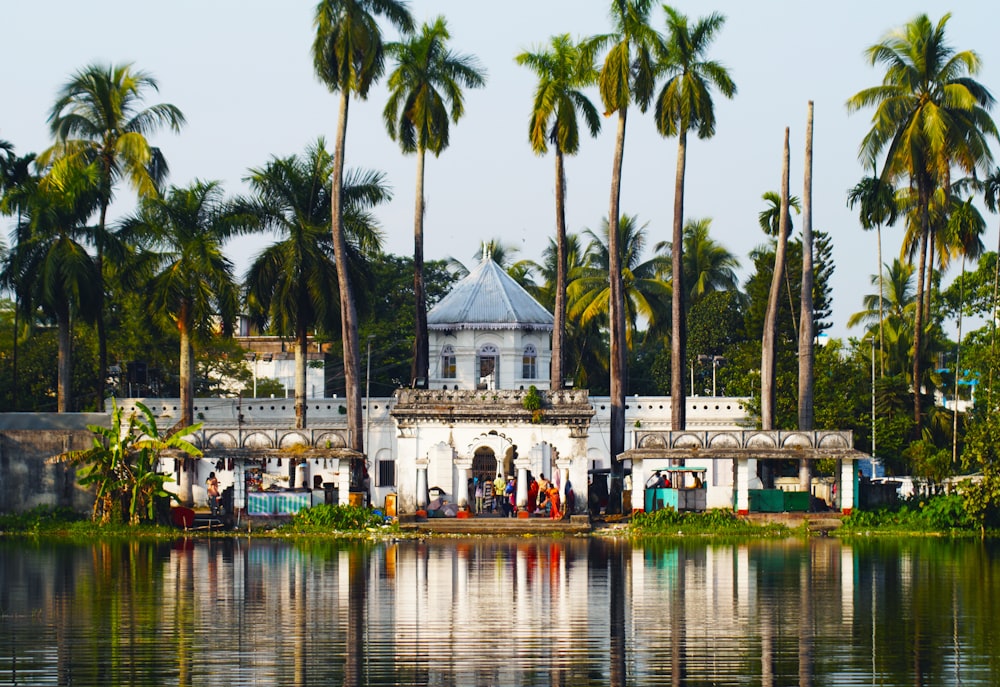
[735,457,750,515]
[415,456,428,509]
[454,456,472,510]
[295,460,310,489]
[515,454,531,515]
[338,459,351,506]
[839,458,855,514]
[556,460,572,514]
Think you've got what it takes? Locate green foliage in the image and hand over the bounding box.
[630,507,789,536]
[286,504,389,532]
[0,505,83,533]
[904,439,954,484]
[841,494,973,532]
[960,410,1000,531]
[58,400,201,525]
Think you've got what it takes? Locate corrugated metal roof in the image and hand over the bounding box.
[427,258,553,330]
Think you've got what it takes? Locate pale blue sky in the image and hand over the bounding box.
[2,1,998,340]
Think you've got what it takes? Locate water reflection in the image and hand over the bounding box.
[1,537,998,686]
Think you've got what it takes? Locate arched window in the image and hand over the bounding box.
[477,343,499,389]
[522,344,537,379]
[441,345,456,379]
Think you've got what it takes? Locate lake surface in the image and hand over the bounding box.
[1,535,998,686]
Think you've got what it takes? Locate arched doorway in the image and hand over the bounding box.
[472,446,498,484]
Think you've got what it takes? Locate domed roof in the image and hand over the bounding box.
[428,257,553,331]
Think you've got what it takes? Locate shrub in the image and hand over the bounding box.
[287,504,388,532]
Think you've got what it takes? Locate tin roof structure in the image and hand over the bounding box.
[427,256,554,331]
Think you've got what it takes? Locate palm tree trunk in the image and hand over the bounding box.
[332,90,363,454]
[798,103,814,491]
[877,225,885,377]
[179,305,194,428]
[56,304,71,413]
[95,200,109,409]
[761,128,791,430]
[670,129,687,431]
[989,225,999,409]
[295,322,308,430]
[11,297,18,409]
[607,109,628,514]
[412,145,429,387]
[551,144,567,392]
[953,256,964,464]
[912,188,930,432]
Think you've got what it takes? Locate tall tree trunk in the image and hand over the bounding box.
[331,91,363,454]
[798,102,815,491]
[179,305,194,428]
[411,145,428,387]
[761,128,791,431]
[877,224,885,377]
[912,185,929,433]
[295,321,307,430]
[989,223,1000,409]
[607,109,628,514]
[11,297,18,409]
[94,200,108,410]
[952,256,964,464]
[551,143,567,391]
[670,129,687,431]
[56,304,71,413]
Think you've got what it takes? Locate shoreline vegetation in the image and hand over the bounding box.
[2,495,995,539]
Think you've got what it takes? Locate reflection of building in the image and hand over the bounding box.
[116,255,863,515]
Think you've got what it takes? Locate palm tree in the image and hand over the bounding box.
[588,0,661,505]
[761,129,791,430]
[945,198,985,462]
[653,5,735,431]
[2,162,101,411]
[313,0,413,454]
[982,167,1000,409]
[242,139,388,429]
[847,13,998,431]
[568,214,671,351]
[848,166,899,376]
[799,102,815,441]
[383,16,485,389]
[517,34,601,391]
[123,181,242,430]
[658,217,739,308]
[44,62,186,407]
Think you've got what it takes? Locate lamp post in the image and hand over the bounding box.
[365,335,375,456]
[698,355,725,397]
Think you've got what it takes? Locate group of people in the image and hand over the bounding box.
[470,472,574,519]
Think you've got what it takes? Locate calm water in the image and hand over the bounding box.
[1,536,999,686]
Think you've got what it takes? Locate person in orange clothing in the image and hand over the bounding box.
[539,484,561,519]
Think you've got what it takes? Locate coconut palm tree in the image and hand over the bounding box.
[652,5,735,431]
[847,13,998,431]
[568,214,671,351]
[383,16,485,389]
[848,166,899,376]
[43,62,185,407]
[1,162,101,411]
[242,139,388,429]
[587,0,661,504]
[657,217,739,308]
[946,197,985,462]
[313,0,413,454]
[122,181,242,430]
[517,33,601,391]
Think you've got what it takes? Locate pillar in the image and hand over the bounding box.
[556,460,572,515]
[415,456,428,510]
[455,457,472,510]
[735,457,750,515]
[338,460,351,506]
[839,458,855,514]
[515,454,531,515]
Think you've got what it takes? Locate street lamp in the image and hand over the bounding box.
[697,355,725,397]
[365,335,376,456]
